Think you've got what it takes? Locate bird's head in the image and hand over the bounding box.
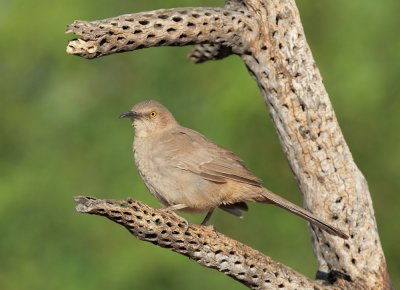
[120,100,177,137]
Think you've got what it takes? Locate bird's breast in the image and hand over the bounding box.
[134,137,170,206]
[133,135,222,212]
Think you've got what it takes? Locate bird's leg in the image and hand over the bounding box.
[161,204,188,211]
[201,208,215,225]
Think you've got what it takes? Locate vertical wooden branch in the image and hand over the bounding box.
[66,0,391,288]
[236,1,391,288]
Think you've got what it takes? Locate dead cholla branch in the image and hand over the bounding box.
[74,196,328,290]
[65,7,253,59]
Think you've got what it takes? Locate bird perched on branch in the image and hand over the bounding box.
[120,100,348,239]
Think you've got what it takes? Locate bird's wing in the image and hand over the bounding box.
[169,127,262,187]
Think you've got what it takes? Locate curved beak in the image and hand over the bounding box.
[119,111,141,119]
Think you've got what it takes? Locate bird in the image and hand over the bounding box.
[120,100,348,239]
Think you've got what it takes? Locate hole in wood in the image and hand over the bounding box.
[145,233,157,239]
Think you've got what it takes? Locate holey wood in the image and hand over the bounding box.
[67,1,391,289]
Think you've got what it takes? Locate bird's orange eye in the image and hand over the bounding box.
[150,111,157,118]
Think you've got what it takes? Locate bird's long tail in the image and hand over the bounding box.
[258,188,348,239]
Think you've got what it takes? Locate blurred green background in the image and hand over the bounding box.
[1,0,399,289]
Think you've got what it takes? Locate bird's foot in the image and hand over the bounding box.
[203,224,219,238]
[204,224,216,231]
[160,204,187,212]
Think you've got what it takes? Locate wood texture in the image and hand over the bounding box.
[74,196,330,290]
[67,1,391,288]
[66,7,251,59]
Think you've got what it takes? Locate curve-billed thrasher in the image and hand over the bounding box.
[120,100,348,239]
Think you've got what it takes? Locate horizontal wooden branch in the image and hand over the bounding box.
[66,8,253,59]
[74,196,330,290]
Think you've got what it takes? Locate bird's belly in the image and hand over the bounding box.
[135,153,221,212]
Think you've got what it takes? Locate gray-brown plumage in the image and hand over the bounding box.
[120,100,348,239]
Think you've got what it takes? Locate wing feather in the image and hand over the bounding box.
[170,127,262,187]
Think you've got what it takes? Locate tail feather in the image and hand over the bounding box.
[259,188,348,239]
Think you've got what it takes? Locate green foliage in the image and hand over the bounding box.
[0,0,399,288]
